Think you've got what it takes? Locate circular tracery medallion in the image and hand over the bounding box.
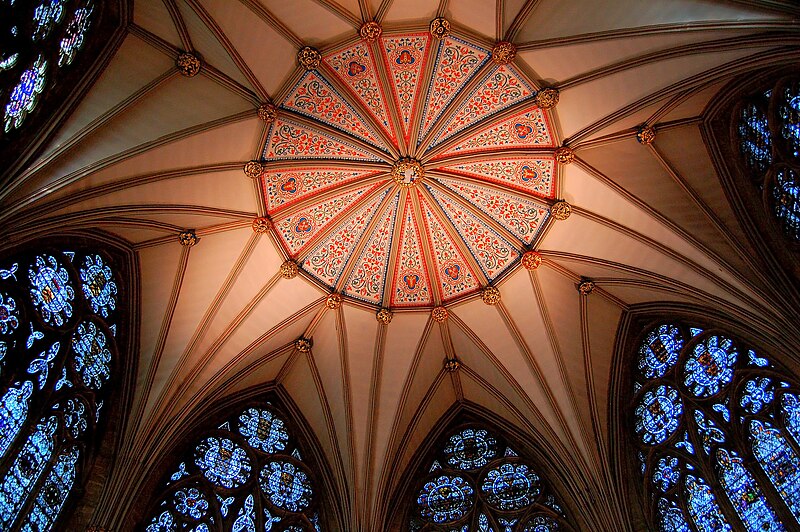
[261,31,560,308]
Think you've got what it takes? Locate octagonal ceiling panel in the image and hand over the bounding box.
[261,31,559,308]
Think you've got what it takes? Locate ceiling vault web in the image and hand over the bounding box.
[504,0,541,42]
[362,317,389,527]
[163,0,195,52]
[238,0,305,49]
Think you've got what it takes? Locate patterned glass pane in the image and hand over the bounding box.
[652,455,681,492]
[656,498,691,532]
[58,5,93,67]
[32,0,65,41]
[28,254,73,326]
[782,393,800,445]
[444,428,498,470]
[749,419,800,520]
[194,436,252,489]
[4,56,48,133]
[0,381,34,458]
[237,407,288,453]
[778,82,800,158]
[173,487,210,519]
[740,377,775,414]
[635,385,683,445]
[480,462,540,510]
[682,335,737,398]
[259,461,313,512]
[79,254,117,318]
[19,446,79,531]
[522,515,559,531]
[416,475,474,523]
[716,448,783,531]
[693,409,725,455]
[638,324,683,379]
[684,475,732,532]
[71,321,111,389]
[771,167,800,242]
[0,416,58,527]
[738,103,772,178]
[0,291,20,335]
[232,493,256,532]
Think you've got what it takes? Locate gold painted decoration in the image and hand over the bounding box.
[637,125,656,145]
[258,103,278,123]
[392,158,424,188]
[176,52,201,77]
[555,146,574,165]
[578,279,595,295]
[326,293,342,309]
[244,160,264,179]
[295,336,313,352]
[297,46,321,71]
[376,307,393,324]
[444,357,460,372]
[360,21,382,42]
[429,17,451,39]
[536,88,559,109]
[481,286,501,305]
[491,41,517,65]
[252,217,271,234]
[550,200,571,220]
[431,306,448,322]
[521,251,542,270]
[280,260,299,279]
[178,230,198,247]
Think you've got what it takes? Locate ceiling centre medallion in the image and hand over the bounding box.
[259,21,560,309]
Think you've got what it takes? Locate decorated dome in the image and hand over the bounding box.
[260,25,558,308]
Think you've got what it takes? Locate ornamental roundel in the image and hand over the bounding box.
[259,29,559,309]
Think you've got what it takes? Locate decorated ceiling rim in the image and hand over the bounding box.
[256,18,566,310]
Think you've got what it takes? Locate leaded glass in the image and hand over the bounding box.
[749,420,800,520]
[444,428,498,470]
[28,254,73,326]
[71,320,111,389]
[683,335,737,397]
[716,448,782,531]
[58,4,93,67]
[638,324,683,379]
[738,103,773,178]
[27,341,59,390]
[145,402,322,530]
[32,0,65,41]
[778,82,800,158]
[634,385,683,444]
[4,56,48,133]
[19,446,79,531]
[481,462,540,510]
[416,475,474,524]
[772,167,800,241]
[194,436,252,489]
[0,381,33,458]
[63,397,87,438]
[79,253,116,318]
[0,292,19,334]
[522,515,559,532]
[633,320,800,531]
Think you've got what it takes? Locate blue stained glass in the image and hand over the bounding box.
[0,263,18,281]
[416,474,474,523]
[58,5,93,67]
[713,402,731,423]
[0,341,6,366]
[291,447,301,460]
[652,455,680,492]
[716,447,783,531]
[0,416,58,527]
[444,428,498,470]
[312,512,322,532]
[749,419,800,521]
[779,84,800,158]
[232,494,256,532]
[237,407,288,453]
[478,513,494,531]
[217,494,234,517]
[32,0,64,40]
[683,335,737,397]
[169,462,188,483]
[0,292,19,334]
[498,517,517,531]
[4,55,47,133]
[194,437,251,489]
[80,254,116,318]
[55,368,72,391]
[27,323,44,349]
[738,103,773,177]
[429,460,442,472]
[0,53,19,72]
[0,381,34,458]
[27,341,59,390]
[19,446,79,532]
[656,498,691,532]
[635,385,683,445]
[64,398,87,438]
[264,506,281,530]
[740,377,774,414]
[71,321,111,389]
[772,168,800,242]
[173,487,209,519]
[782,393,800,445]
[638,324,683,379]
[505,447,518,457]
[674,431,695,455]
[145,510,176,532]
[693,410,725,455]
[259,460,312,512]
[28,254,74,326]
[522,515,559,532]
[544,494,564,516]
[747,350,769,367]
[481,462,540,510]
[684,474,732,532]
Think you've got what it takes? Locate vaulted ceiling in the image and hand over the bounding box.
[2,0,800,529]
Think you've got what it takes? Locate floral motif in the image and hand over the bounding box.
[176,52,201,77]
[438,157,555,199]
[4,55,48,133]
[381,33,430,140]
[0,292,19,335]
[80,254,117,318]
[28,254,74,327]
[264,118,382,161]
[173,487,209,519]
[392,199,432,307]
[345,195,398,304]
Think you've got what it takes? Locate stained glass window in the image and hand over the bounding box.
[0,245,121,529]
[407,424,572,531]
[0,0,94,134]
[736,77,800,243]
[632,320,800,530]
[143,402,324,530]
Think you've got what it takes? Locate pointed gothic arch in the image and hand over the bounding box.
[610,303,800,531]
[0,230,138,529]
[384,402,582,531]
[133,386,346,531]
